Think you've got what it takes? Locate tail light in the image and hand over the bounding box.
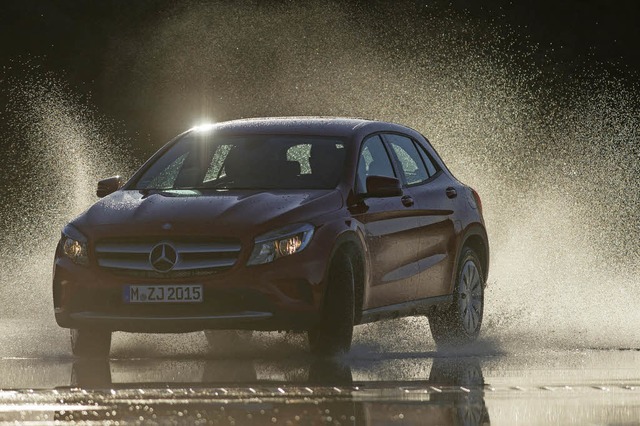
[470,188,483,216]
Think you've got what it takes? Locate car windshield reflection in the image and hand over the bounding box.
[133,135,347,191]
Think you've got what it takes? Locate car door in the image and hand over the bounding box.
[349,135,422,309]
[383,133,457,299]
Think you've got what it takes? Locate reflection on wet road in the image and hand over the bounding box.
[1,322,640,424]
[2,350,640,424]
[2,356,491,424]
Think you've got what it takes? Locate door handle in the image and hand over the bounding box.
[401,195,414,207]
[446,187,457,199]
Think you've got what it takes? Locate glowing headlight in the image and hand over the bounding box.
[60,224,88,265]
[247,223,315,266]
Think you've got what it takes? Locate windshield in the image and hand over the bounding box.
[133,133,347,190]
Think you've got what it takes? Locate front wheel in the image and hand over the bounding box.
[429,248,484,347]
[308,253,355,357]
[70,328,112,358]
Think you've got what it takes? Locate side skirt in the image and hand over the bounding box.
[359,295,453,325]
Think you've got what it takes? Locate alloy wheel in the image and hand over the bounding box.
[458,260,483,334]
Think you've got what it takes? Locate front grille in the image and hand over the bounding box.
[95,237,241,277]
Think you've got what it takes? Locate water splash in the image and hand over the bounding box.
[0,2,638,355]
[0,59,135,320]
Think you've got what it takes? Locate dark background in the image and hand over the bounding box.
[1,0,638,147]
[3,1,639,74]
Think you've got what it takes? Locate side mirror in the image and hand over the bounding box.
[364,175,403,198]
[97,176,124,198]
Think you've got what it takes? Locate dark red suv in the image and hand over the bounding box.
[53,117,488,357]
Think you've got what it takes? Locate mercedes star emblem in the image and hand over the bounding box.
[149,242,178,272]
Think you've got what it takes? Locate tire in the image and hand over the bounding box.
[429,359,489,425]
[428,358,484,387]
[70,328,112,358]
[307,253,355,357]
[70,359,112,387]
[429,248,484,347]
[308,358,353,386]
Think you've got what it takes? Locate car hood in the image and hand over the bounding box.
[72,189,343,239]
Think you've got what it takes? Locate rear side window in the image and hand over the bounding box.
[385,134,429,185]
[416,142,439,177]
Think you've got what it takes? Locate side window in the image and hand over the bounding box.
[416,142,439,177]
[357,135,396,193]
[385,134,429,185]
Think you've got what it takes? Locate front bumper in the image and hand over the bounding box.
[53,243,330,333]
[61,311,281,333]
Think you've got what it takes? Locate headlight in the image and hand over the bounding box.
[60,224,89,265]
[247,223,315,266]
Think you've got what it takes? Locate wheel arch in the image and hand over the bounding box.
[459,226,490,286]
[325,231,366,325]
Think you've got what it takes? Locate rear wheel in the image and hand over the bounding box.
[307,253,355,357]
[429,248,484,347]
[70,328,112,358]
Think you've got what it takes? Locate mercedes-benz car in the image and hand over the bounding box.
[53,117,488,357]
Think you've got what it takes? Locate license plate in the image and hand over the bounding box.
[124,284,203,303]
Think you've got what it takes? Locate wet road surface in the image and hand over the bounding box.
[1,320,639,424]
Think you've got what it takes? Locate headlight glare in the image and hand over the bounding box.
[277,235,302,257]
[60,225,89,265]
[63,238,84,257]
[248,224,314,266]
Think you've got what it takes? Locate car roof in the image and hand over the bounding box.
[190,117,423,140]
